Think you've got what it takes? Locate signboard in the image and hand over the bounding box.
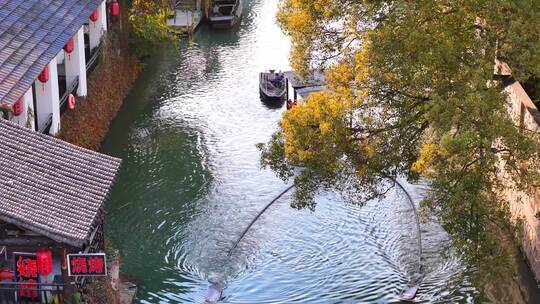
[67,253,107,277]
[13,252,40,300]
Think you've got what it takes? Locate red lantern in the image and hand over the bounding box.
[36,248,53,277]
[90,8,99,22]
[0,268,14,281]
[110,2,119,17]
[64,37,74,54]
[12,98,23,116]
[38,65,49,83]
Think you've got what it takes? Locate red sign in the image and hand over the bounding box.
[67,253,107,276]
[13,253,40,299]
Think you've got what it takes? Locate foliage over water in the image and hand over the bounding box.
[101,1,540,302]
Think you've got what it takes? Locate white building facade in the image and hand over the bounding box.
[0,0,115,136]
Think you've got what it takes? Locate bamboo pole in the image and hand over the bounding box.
[228,185,295,257]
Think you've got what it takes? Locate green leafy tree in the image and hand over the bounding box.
[260,0,540,282]
[128,0,176,57]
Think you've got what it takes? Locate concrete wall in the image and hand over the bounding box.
[35,57,61,135]
[89,0,107,51]
[502,80,540,282]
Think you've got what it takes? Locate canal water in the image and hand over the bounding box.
[101,0,540,303]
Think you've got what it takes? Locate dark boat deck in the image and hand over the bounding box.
[259,72,286,100]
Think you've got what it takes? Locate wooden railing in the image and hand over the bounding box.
[86,42,102,75]
[37,114,53,135]
[0,281,64,304]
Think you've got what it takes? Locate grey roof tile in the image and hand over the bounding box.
[283,70,327,89]
[0,0,103,106]
[0,119,121,247]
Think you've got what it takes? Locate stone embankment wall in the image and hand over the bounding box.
[501,79,540,282]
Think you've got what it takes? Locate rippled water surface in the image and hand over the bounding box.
[101,1,540,303]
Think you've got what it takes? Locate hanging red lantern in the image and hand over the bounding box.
[63,37,74,54]
[90,8,99,22]
[12,98,23,116]
[0,268,14,281]
[36,248,53,277]
[110,1,119,17]
[38,65,49,83]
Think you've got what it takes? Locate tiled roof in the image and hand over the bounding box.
[283,70,327,89]
[0,119,121,247]
[0,0,102,106]
[297,85,326,99]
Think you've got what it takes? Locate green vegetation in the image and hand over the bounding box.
[259,0,540,283]
[523,77,540,104]
[128,0,177,57]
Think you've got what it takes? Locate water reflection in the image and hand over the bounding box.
[260,98,285,110]
[100,0,539,303]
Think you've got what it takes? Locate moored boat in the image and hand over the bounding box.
[167,0,203,34]
[208,0,243,29]
[259,70,286,100]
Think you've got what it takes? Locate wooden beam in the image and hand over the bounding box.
[0,237,60,246]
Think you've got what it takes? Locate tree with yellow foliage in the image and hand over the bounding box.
[129,0,177,57]
[259,0,540,282]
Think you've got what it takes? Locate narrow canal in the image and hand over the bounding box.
[101,1,540,303]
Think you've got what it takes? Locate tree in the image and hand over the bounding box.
[259,0,540,282]
[128,0,177,57]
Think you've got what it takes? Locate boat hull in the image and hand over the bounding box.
[209,17,239,29]
[259,72,286,100]
[259,88,286,101]
[208,0,242,29]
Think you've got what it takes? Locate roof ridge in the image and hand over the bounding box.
[0,118,121,164]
